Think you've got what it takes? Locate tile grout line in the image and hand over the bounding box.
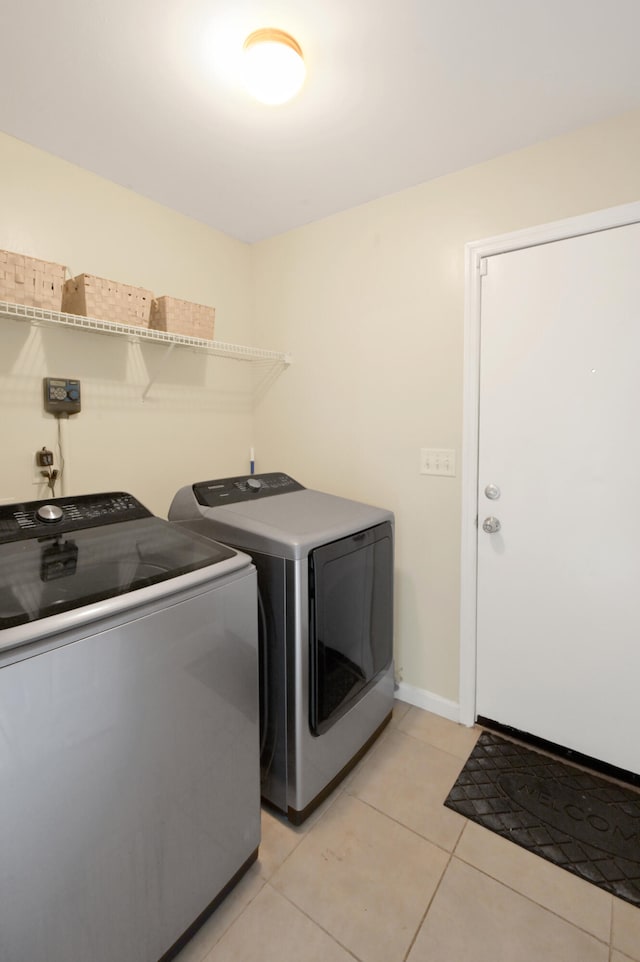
[207,779,374,953]
[401,847,457,961]
[265,879,365,962]
[401,815,473,959]
[609,894,613,962]
[392,723,483,765]
[342,787,466,858]
[451,847,612,950]
[266,788,459,962]
[260,784,347,880]
[188,872,267,962]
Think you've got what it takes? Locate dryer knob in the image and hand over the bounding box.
[246,478,262,491]
[36,503,64,523]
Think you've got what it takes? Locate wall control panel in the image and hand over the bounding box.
[43,377,81,415]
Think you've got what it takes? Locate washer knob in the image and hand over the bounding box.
[246,478,262,491]
[36,503,64,523]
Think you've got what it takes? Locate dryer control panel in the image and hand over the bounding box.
[194,472,304,507]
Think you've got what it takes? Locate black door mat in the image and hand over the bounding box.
[444,730,640,907]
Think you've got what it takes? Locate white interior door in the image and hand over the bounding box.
[476,221,640,775]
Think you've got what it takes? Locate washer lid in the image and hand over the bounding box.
[0,514,236,629]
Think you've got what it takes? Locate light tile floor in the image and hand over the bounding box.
[175,700,640,962]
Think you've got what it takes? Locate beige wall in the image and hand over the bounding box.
[252,109,640,708]
[2,111,640,709]
[0,132,255,517]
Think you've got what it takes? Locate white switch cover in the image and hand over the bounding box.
[420,448,456,477]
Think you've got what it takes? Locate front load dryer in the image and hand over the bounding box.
[169,472,395,823]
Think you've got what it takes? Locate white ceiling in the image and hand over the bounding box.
[2,0,640,242]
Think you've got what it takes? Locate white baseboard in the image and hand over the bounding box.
[395,682,461,724]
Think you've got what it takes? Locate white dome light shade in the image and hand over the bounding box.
[242,29,305,105]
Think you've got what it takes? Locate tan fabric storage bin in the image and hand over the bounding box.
[0,250,66,311]
[62,273,153,327]
[150,296,216,340]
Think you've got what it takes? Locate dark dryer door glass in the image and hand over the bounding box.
[309,522,393,735]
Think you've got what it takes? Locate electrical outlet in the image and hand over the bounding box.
[33,447,54,485]
[419,448,456,477]
[36,447,54,467]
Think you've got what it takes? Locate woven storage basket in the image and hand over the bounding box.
[150,296,215,340]
[62,273,153,327]
[0,250,66,311]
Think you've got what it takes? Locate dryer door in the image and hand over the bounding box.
[309,521,393,736]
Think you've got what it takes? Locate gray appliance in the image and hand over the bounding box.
[0,491,260,962]
[169,472,394,824]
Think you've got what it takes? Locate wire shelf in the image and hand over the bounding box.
[0,300,291,364]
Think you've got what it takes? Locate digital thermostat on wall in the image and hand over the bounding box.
[43,377,81,416]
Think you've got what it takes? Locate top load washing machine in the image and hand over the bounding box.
[169,472,395,824]
[0,491,260,962]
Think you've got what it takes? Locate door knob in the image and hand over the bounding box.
[482,516,501,534]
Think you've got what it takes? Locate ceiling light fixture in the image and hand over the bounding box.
[242,28,305,105]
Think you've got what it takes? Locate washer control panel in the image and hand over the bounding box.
[0,492,151,543]
[194,472,304,507]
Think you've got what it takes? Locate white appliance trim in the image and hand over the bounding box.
[459,199,640,727]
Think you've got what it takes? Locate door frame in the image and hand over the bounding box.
[459,200,640,726]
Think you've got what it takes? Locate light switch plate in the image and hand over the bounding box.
[420,448,456,477]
